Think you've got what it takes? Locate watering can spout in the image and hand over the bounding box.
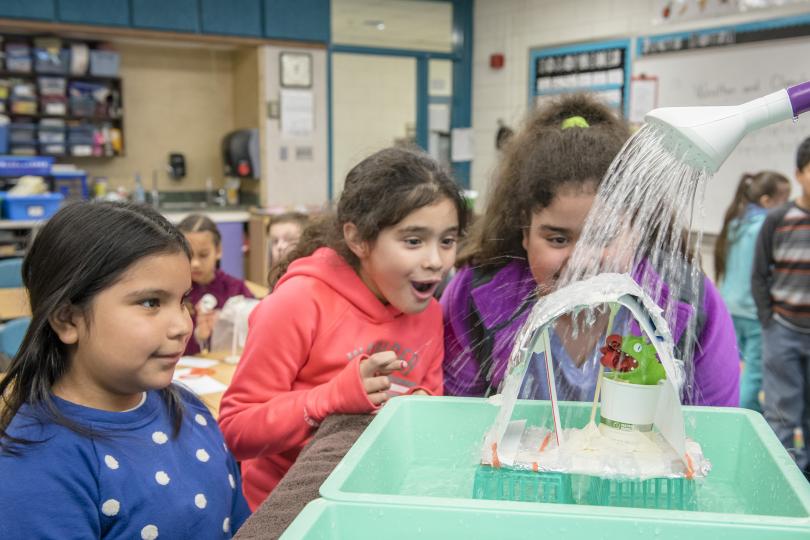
[644,80,810,173]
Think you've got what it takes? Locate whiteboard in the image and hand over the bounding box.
[633,37,810,233]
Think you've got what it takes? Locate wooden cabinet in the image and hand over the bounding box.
[131,0,199,32]
[200,0,262,37]
[264,0,330,42]
[0,1,331,43]
[58,0,130,26]
[0,0,56,21]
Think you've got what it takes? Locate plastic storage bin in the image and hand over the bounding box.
[89,50,120,77]
[2,193,64,220]
[319,397,810,537]
[52,170,88,200]
[282,499,808,540]
[0,156,53,177]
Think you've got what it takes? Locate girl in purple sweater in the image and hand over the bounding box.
[441,95,739,406]
[178,214,254,355]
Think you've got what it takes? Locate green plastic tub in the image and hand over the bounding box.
[319,396,810,535]
[282,499,809,539]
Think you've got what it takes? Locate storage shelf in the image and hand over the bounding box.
[0,71,121,83]
[7,112,123,122]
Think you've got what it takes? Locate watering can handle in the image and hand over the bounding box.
[787,81,810,117]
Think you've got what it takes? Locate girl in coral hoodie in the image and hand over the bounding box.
[218,147,467,509]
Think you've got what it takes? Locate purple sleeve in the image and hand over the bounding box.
[440,267,486,397]
[690,276,740,406]
[237,280,255,299]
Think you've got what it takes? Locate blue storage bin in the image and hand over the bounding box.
[9,123,36,144]
[0,117,8,155]
[89,50,120,77]
[2,193,64,220]
[53,171,88,200]
[0,156,53,177]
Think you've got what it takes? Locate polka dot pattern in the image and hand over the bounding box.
[155,471,170,485]
[195,449,210,462]
[228,473,235,489]
[151,431,168,444]
[223,517,231,533]
[104,455,119,470]
[194,493,207,509]
[141,524,159,539]
[194,414,207,426]
[101,499,120,516]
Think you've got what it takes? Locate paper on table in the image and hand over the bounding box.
[174,375,227,396]
[177,357,219,368]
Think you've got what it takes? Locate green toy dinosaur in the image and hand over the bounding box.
[600,333,667,385]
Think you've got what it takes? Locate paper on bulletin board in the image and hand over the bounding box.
[281,89,314,137]
[629,76,658,124]
[451,128,474,162]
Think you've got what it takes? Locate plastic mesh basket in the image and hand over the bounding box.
[473,465,696,510]
[585,475,697,510]
[473,466,573,504]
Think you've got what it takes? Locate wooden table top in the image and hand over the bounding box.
[182,351,238,418]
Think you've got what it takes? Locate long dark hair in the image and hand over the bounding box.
[177,213,222,246]
[269,146,467,287]
[0,201,191,452]
[714,171,789,282]
[457,94,630,269]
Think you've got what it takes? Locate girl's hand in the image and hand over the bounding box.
[194,308,218,343]
[359,351,404,406]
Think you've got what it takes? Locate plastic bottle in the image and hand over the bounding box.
[133,172,146,203]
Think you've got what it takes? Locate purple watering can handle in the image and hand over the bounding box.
[787,81,810,117]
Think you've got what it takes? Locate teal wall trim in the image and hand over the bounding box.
[451,0,472,189]
[416,56,429,149]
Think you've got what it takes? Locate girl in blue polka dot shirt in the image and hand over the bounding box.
[0,202,250,539]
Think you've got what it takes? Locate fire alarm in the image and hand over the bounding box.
[490,53,505,69]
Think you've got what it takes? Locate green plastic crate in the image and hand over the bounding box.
[473,466,574,504]
[282,499,809,539]
[473,466,698,510]
[319,396,810,536]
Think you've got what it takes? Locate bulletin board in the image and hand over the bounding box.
[632,18,810,233]
[529,39,631,118]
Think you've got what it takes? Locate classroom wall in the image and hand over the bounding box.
[471,0,810,206]
[232,46,262,198]
[73,42,241,193]
[331,53,417,197]
[261,44,329,207]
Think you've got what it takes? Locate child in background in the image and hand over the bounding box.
[267,211,309,270]
[753,137,810,478]
[715,171,790,411]
[0,202,249,539]
[441,94,739,406]
[178,214,254,355]
[219,147,466,509]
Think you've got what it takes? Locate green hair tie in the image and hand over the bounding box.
[561,116,589,129]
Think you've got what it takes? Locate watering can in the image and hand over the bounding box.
[645,80,810,172]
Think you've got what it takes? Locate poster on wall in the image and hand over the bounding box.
[280,89,314,137]
[629,76,658,124]
[654,0,810,25]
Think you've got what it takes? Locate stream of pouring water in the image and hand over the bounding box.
[526,124,712,404]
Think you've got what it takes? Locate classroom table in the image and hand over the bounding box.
[181,351,238,417]
[0,287,29,320]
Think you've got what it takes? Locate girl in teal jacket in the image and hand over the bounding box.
[714,171,790,411]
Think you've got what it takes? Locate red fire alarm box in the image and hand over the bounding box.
[490,53,504,69]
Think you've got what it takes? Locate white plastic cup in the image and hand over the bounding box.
[600,375,662,432]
